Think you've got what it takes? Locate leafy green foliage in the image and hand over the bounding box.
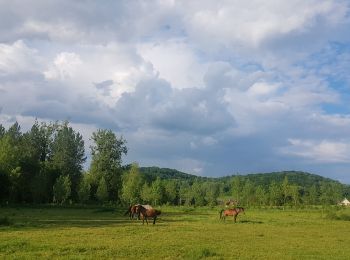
[0,121,107,204]
[78,173,92,203]
[96,177,109,202]
[53,175,71,204]
[121,163,143,204]
[90,129,127,202]
[50,122,86,200]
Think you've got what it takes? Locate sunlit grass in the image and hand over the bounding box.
[1,206,350,259]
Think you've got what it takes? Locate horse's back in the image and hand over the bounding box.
[142,204,153,210]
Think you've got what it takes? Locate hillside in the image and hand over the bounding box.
[139,166,202,182]
[138,166,350,192]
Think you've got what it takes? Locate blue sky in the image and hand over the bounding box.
[1,1,350,182]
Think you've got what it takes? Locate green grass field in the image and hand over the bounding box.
[1,205,350,259]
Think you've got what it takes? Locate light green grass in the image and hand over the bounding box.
[1,206,350,259]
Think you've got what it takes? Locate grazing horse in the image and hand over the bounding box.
[136,205,161,225]
[125,204,154,220]
[219,207,245,222]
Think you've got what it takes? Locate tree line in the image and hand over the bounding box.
[0,120,127,204]
[0,120,348,207]
[122,166,348,207]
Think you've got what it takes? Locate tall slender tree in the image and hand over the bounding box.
[50,122,86,201]
[90,129,127,202]
[121,163,144,204]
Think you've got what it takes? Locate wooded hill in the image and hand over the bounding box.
[139,166,343,185]
[138,166,350,197]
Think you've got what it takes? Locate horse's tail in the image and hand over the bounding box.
[219,209,224,219]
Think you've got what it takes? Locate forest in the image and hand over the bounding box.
[0,120,349,207]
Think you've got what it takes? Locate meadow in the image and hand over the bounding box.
[1,205,350,259]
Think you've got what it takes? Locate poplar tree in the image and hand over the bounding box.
[90,129,127,202]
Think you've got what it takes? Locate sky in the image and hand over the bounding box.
[1,1,350,183]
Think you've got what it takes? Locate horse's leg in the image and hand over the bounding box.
[145,217,149,225]
[153,216,157,225]
[234,214,237,223]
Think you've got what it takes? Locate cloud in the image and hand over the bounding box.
[0,40,41,75]
[184,1,349,52]
[283,138,350,163]
[94,80,114,96]
[1,1,350,181]
[113,77,235,134]
[138,40,208,89]
[44,52,82,80]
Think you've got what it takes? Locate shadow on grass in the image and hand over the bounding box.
[0,206,221,230]
[217,219,263,224]
[0,218,139,230]
[239,220,263,224]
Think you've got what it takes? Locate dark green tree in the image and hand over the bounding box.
[290,185,300,206]
[150,177,165,206]
[204,182,220,206]
[269,181,282,206]
[232,175,242,202]
[53,175,71,204]
[192,180,206,206]
[96,177,109,202]
[179,182,192,205]
[121,163,144,204]
[140,182,153,204]
[255,185,268,206]
[241,179,255,207]
[305,184,318,205]
[282,176,291,206]
[164,180,179,205]
[0,124,5,138]
[50,122,86,201]
[90,129,127,202]
[78,173,92,203]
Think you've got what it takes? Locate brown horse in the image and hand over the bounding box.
[136,205,161,225]
[125,204,154,220]
[219,207,245,222]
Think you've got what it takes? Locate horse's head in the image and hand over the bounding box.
[134,205,141,213]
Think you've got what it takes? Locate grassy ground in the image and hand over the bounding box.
[1,205,350,259]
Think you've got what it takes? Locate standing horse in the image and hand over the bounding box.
[136,205,161,225]
[219,207,245,222]
[125,204,154,220]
